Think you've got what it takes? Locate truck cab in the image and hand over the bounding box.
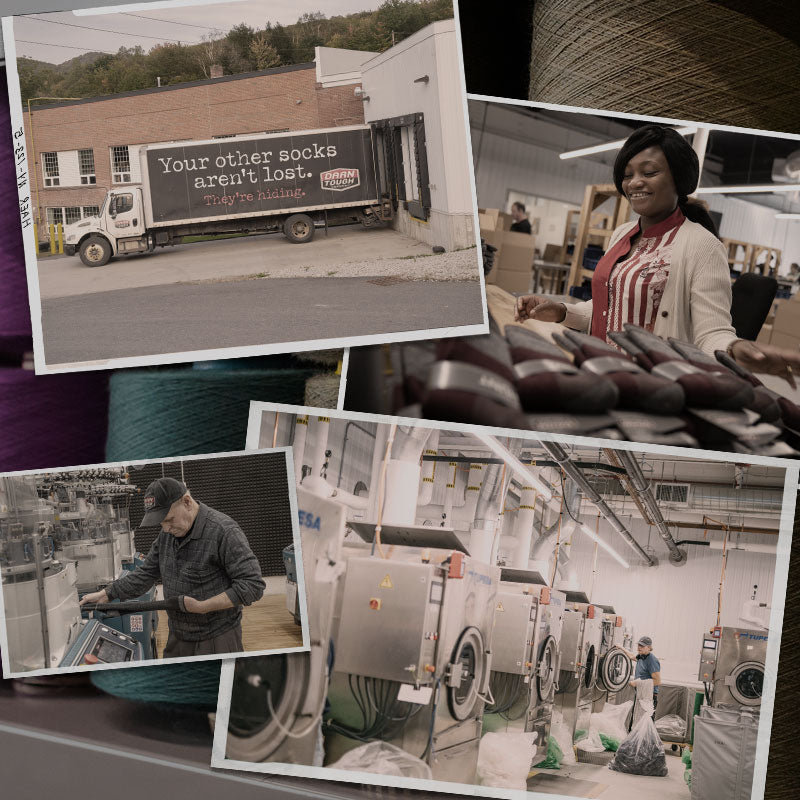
[64,189,148,267]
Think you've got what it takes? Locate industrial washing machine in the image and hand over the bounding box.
[698,626,767,709]
[483,569,565,752]
[226,488,347,765]
[327,541,499,784]
[592,609,634,713]
[554,600,604,744]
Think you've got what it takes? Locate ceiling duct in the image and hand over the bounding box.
[539,441,655,567]
[614,450,688,566]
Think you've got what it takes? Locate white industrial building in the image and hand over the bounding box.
[317,20,476,251]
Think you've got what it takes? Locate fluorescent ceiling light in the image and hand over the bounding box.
[580,523,630,569]
[474,433,553,502]
[696,184,800,195]
[559,126,697,160]
[775,213,800,219]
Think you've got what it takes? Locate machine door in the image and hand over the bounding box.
[583,642,598,690]
[536,635,559,701]
[226,653,314,761]
[726,661,764,707]
[447,626,488,721]
[598,646,633,693]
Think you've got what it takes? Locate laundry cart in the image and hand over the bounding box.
[654,683,697,752]
[690,706,759,800]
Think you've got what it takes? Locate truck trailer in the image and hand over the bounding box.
[63,125,391,267]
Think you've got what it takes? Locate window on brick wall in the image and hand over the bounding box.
[46,207,64,226]
[64,207,82,225]
[111,145,132,183]
[42,152,60,187]
[83,205,100,217]
[79,149,96,184]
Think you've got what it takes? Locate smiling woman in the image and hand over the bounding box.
[514,125,800,386]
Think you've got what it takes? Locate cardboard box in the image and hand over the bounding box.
[769,329,800,350]
[756,323,772,345]
[542,243,562,263]
[772,300,800,335]
[493,268,531,294]
[478,208,514,231]
[496,229,536,273]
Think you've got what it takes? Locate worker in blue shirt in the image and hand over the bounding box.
[629,635,661,717]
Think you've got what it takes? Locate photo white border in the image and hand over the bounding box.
[0,445,312,678]
[1,0,489,376]
[211,400,798,800]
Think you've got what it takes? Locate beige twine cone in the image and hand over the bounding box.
[529,0,800,132]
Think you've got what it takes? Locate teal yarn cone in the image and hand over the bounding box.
[105,365,314,461]
[97,360,312,707]
[90,660,221,708]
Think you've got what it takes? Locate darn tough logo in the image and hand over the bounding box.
[321,168,360,191]
[734,632,768,641]
[144,496,155,509]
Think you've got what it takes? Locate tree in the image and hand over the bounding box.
[195,29,225,77]
[249,33,281,70]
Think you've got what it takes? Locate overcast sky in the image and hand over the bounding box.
[10,0,384,63]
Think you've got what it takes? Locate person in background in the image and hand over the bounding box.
[514,124,800,387]
[510,201,532,234]
[628,635,661,718]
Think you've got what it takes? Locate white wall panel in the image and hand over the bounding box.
[552,517,777,684]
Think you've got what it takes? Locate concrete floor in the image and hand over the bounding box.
[529,746,689,799]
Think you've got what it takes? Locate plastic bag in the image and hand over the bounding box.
[551,713,576,765]
[533,735,564,770]
[329,741,432,779]
[608,680,668,777]
[590,700,633,744]
[477,732,538,789]
[575,726,606,752]
[599,733,620,752]
[608,713,668,776]
[655,713,686,738]
[682,747,692,788]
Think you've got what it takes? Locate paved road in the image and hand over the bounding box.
[38,227,445,299]
[42,276,485,367]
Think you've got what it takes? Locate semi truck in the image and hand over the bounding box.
[63,125,391,267]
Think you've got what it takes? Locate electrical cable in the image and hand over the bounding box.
[21,15,203,45]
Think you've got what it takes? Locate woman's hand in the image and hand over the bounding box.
[514,294,567,323]
[730,339,800,390]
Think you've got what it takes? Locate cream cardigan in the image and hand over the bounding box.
[563,217,738,356]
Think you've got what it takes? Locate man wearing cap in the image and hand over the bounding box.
[80,477,265,657]
[628,635,661,716]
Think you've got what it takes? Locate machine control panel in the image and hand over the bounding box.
[60,619,143,667]
[698,636,719,681]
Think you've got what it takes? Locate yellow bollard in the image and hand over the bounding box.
[56,223,64,255]
[49,223,56,254]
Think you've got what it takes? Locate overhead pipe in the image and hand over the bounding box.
[382,425,432,525]
[539,441,656,567]
[417,429,440,507]
[301,417,369,510]
[613,450,688,566]
[471,440,520,563]
[676,539,777,554]
[291,415,309,485]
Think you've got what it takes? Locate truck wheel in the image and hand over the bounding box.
[283,214,314,244]
[80,236,112,267]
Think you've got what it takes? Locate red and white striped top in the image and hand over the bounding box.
[591,207,685,345]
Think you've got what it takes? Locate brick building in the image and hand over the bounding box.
[24,62,365,238]
[25,21,476,252]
